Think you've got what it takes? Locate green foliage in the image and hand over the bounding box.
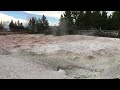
[8,15,49,34]
[111,11,120,30]
[28,17,37,33]
[9,20,24,32]
[9,20,14,31]
[27,15,49,34]
[40,15,49,33]
[59,11,120,35]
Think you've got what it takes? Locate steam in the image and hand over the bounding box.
[59,19,69,35]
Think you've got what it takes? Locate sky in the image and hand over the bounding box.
[0,11,64,28]
[0,11,113,28]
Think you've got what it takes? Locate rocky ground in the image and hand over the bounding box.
[0,34,120,79]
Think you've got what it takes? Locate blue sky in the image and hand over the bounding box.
[0,11,64,27]
[0,11,113,28]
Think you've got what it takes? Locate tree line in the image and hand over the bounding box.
[9,20,24,32]
[0,15,50,34]
[59,11,120,35]
[1,11,120,35]
[26,15,49,34]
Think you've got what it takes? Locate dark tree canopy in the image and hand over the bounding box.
[59,11,120,34]
[9,20,24,32]
[27,15,49,34]
[0,21,4,30]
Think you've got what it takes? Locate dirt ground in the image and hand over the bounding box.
[0,34,120,79]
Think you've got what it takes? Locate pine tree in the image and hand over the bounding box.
[40,15,49,33]
[0,21,4,30]
[28,18,32,31]
[19,23,24,32]
[36,18,40,33]
[31,17,36,31]
[107,15,113,30]
[59,14,67,35]
[84,11,93,29]
[100,11,108,30]
[9,20,14,32]
[75,11,85,30]
[27,15,49,34]
[14,22,17,32]
[27,17,36,33]
[17,20,20,32]
[71,11,79,25]
[112,11,120,30]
